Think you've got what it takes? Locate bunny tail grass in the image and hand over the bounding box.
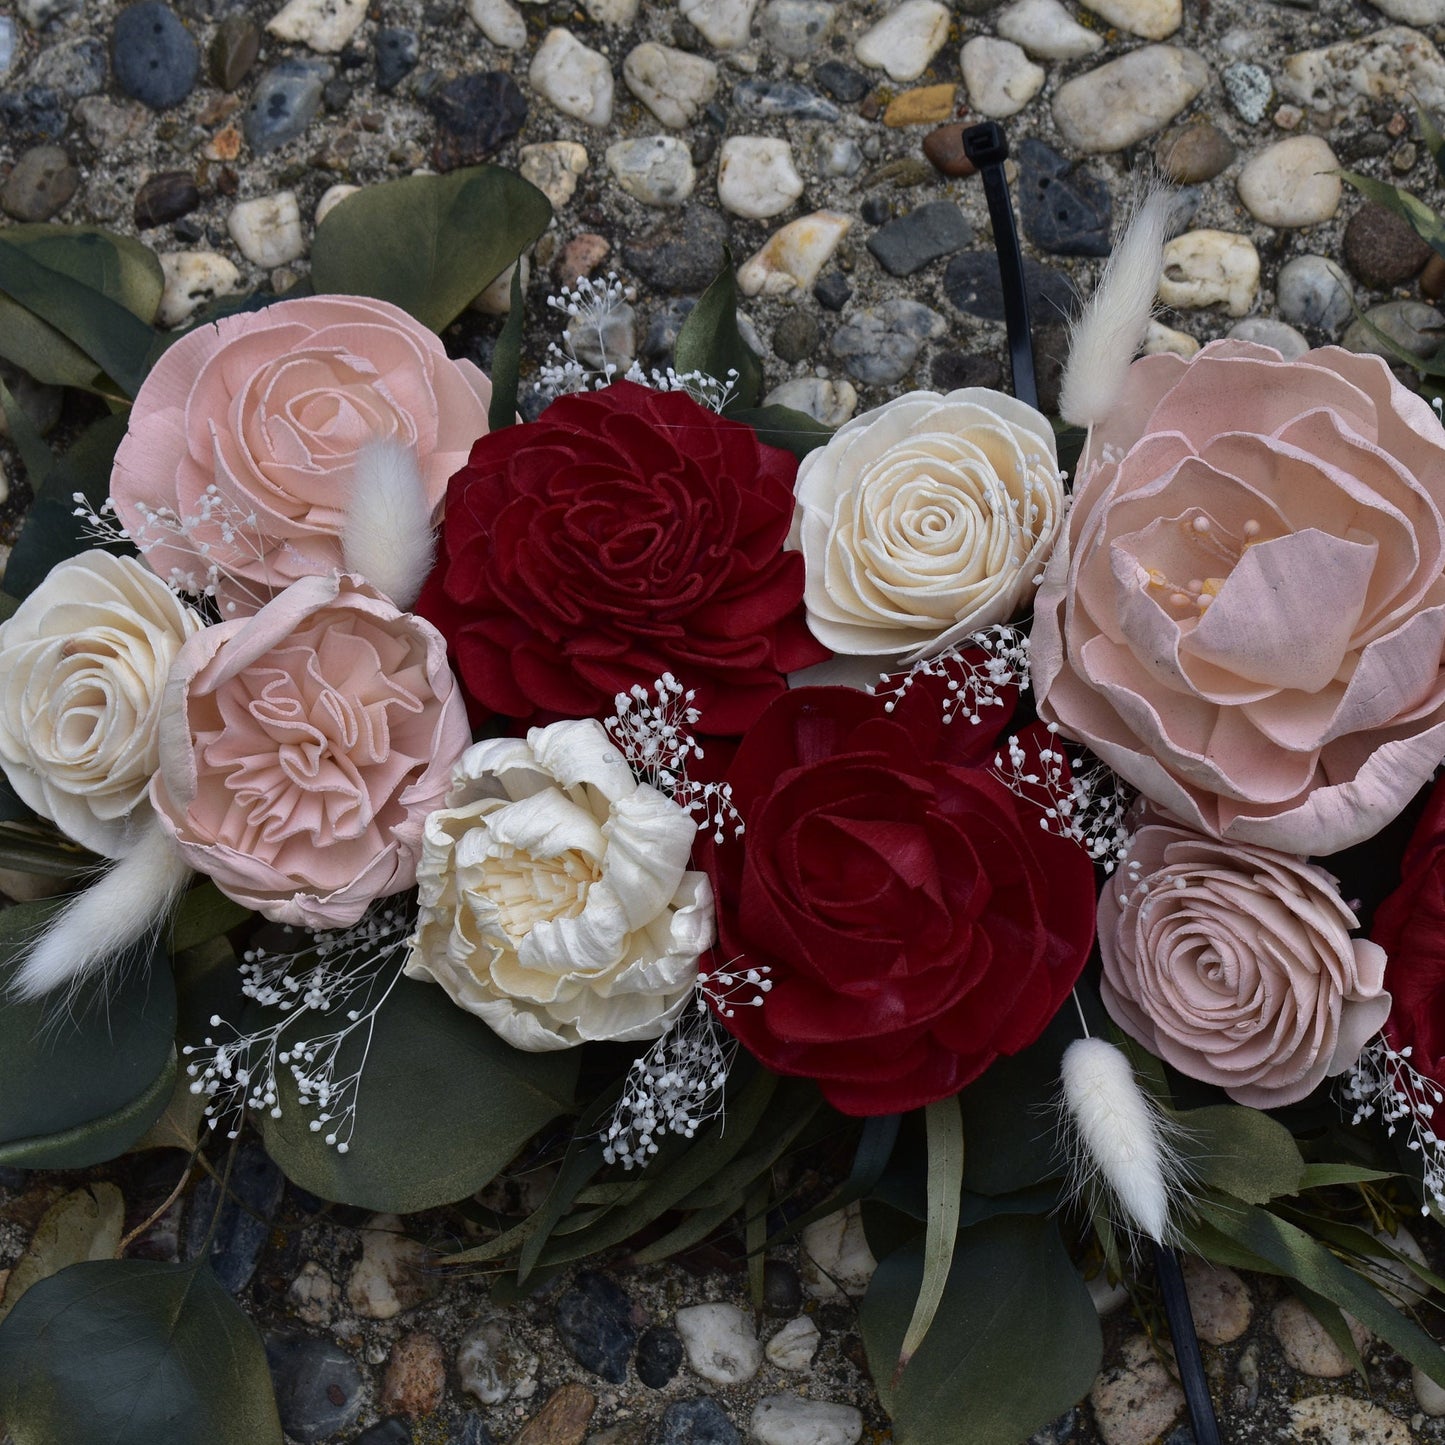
[9,821,192,1001]
[1059,188,1184,431]
[342,438,436,611]
[1058,1036,1190,1245]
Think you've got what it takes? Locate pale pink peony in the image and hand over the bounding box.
[151,572,470,928]
[1099,823,1390,1107]
[1032,340,1445,855]
[110,295,492,613]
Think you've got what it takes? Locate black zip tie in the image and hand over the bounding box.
[963,121,1039,411]
[1153,1240,1224,1445]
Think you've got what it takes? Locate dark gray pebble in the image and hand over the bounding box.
[134,168,199,228]
[732,77,839,121]
[943,250,1076,324]
[207,14,259,92]
[555,1270,637,1384]
[1,143,79,221]
[182,1138,284,1294]
[111,1,198,109]
[353,1419,412,1445]
[641,296,697,362]
[375,27,419,92]
[0,89,69,144]
[636,1326,685,1389]
[773,310,820,363]
[625,203,729,293]
[244,58,332,154]
[813,272,852,312]
[323,76,352,111]
[451,1415,495,1445]
[931,350,1002,391]
[267,1336,365,1445]
[860,194,891,226]
[814,59,868,103]
[1017,138,1112,258]
[428,70,527,169]
[867,200,973,276]
[659,1398,741,1445]
[762,1260,803,1314]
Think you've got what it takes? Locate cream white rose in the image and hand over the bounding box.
[791,388,1066,662]
[404,719,715,1050]
[0,551,206,857]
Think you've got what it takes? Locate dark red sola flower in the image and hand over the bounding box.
[694,681,1097,1116]
[415,381,827,735]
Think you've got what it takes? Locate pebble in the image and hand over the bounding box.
[1371,0,1445,17]
[227,191,304,268]
[1344,201,1433,286]
[1089,1336,1184,1445]
[623,43,718,129]
[1179,1259,1252,1344]
[182,1142,283,1294]
[738,210,851,296]
[945,249,1075,322]
[519,141,588,210]
[111,1,197,109]
[1414,1365,1445,1416]
[1086,1273,1130,1316]
[1229,317,1310,357]
[428,71,528,168]
[1277,254,1354,331]
[1155,121,1236,184]
[0,17,14,79]
[1371,1226,1429,1309]
[762,0,835,58]
[814,272,851,311]
[1017,138,1111,257]
[1289,1397,1411,1445]
[157,250,240,325]
[456,1319,540,1404]
[765,375,856,424]
[374,27,418,92]
[73,95,148,148]
[454,1415,495,1445]
[921,122,977,178]
[1425,253,1445,300]
[764,1316,820,1372]
[1282,27,1445,115]
[717,137,803,219]
[314,181,358,224]
[514,1383,597,1445]
[0,85,69,145]
[751,1396,862,1445]
[997,0,1100,60]
[555,1272,636,1385]
[1236,135,1340,227]
[679,0,759,48]
[1,143,78,220]
[26,35,106,98]
[606,136,695,207]
[1141,320,1199,357]
[854,0,951,83]
[346,1215,435,1320]
[244,58,331,154]
[815,60,869,103]
[17,0,79,23]
[1222,62,1271,124]
[800,1205,880,1298]
[1053,45,1210,153]
[380,1332,445,1418]
[832,297,945,385]
[133,169,199,228]
[819,137,864,177]
[266,1335,365,1444]
[883,82,956,127]
[1158,229,1260,316]
[624,203,728,291]
[675,1303,764,1386]
[960,36,1044,119]
[1343,300,1445,357]
[1271,1297,1370,1378]
[661,1398,739,1445]
[772,310,819,362]
[530,29,613,128]
[931,350,1002,388]
[553,238,602,290]
[266,0,365,53]
[734,78,839,121]
[584,0,638,22]
[208,14,259,91]
[468,0,527,49]
[1086,0,1179,37]
[636,1326,685,1389]
[355,1420,412,1445]
[867,200,972,276]
[287,1262,339,1326]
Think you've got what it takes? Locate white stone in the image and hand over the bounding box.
[1370,0,1445,17]
[1086,1272,1130,1315]
[854,1,951,83]
[529,29,614,128]
[679,0,759,48]
[764,1316,821,1372]
[519,142,589,210]
[1281,27,1445,114]
[1414,1365,1445,1416]
[584,0,639,23]
[606,137,696,207]
[1141,319,1200,357]
[763,0,837,58]
[1180,1257,1251,1344]
[315,183,358,225]
[346,1214,433,1320]
[1236,135,1340,228]
[717,137,804,220]
[1371,1226,1429,1309]
[1085,0,1180,39]
[1271,1297,1369,1378]
[456,1320,540,1404]
[227,192,305,269]
[1158,229,1260,317]
[157,251,240,328]
[996,0,1102,61]
[266,0,367,54]
[1053,45,1210,153]
[799,1203,877,1298]
[738,211,851,296]
[468,0,527,48]
[566,302,635,371]
[750,1395,863,1445]
[675,1303,763,1385]
[623,44,719,129]
[1229,317,1309,358]
[288,1262,339,1327]
[763,378,858,427]
[17,0,79,26]
[472,257,530,314]
[1089,1335,1184,1445]
[1290,1397,1411,1445]
[960,36,1045,119]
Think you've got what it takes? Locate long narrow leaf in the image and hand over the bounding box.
[1292,1283,1369,1383]
[1416,108,1445,183]
[629,1191,747,1266]
[488,265,526,432]
[0,379,54,486]
[898,1096,965,1381]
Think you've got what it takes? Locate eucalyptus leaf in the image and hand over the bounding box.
[260,973,577,1213]
[310,167,552,332]
[673,255,763,412]
[168,882,253,954]
[0,225,164,321]
[0,1258,283,1445]
[0,299,106,392]
[1171,1103,1306,1203]
[728,404,834,460]
[1296,1163,1397,1190]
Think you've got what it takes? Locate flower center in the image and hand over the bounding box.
[480,845,602,943]
[1141,511,1265,617]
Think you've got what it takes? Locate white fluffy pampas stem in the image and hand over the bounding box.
[342,438,436,611]
[1058,1036,1190,1245]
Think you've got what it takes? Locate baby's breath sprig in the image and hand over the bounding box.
[868,624,1032,726]
[1342,1035,1445,1216]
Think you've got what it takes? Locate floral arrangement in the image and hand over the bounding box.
[2,154,1445,1445]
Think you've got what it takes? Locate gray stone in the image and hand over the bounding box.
[732,78,840,120]
[1228,317,1309,358]
[1017,138,1112,257]
[427,70,528,168]
[111,2,199,109]
[867,201,972,276]
[1,143,78,221]
[182,1140,284,1294]
[266,1335,365,1444]
[374,27,419,92]
[606,136,695,207]
[624,204,729,293]
[208,13,260,91]
[1343,300,1445,359]
[0,85,68,143]
[1276,255,1354,331]
[815,60,868,103]
[831,298,946,386]
[17,0,80,28]
[761,1,835,58]
[1221,62,1271,123]
[943,250,1076,323]
[243,58,331,154]
[25,35,106,98]
[661,1398,739,1445]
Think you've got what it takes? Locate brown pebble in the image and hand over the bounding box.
[883,83,957,127]
[208,13,261,93]
[202,125,243,162]
[859,91,883,121]
[216,166,239,197]
[1387,110,1410,138]
[511,1383,597,1445]
[197,92,242,127]
[1344,201,1432,287]
[1,144,80,222]
[558,232,610,289]
[1154,120,1236,184]
[134,170,200,229]
[921,122,977,177]
[1422,252,1445,301]
[379,1331,445,1418]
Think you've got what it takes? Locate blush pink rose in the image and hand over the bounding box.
[111,295,492,613]
[151,572,470,929]
[1032,341,1445,855]
[1100,823,1390,1107]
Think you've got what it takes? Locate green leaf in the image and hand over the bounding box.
[1292,1283,1368,1383]
[1418,108,1445,181]
[310,167,552,332]
[488,264,526,432]
[0,821,94,876]
[168,882,253,954]
[1171,1104,1306,1203]
[260,973,577,1212]
[1296,1163,1397,1190]
[673,254,763,412]
[0,1259,283,1445]
[860,1215,1102,1444]
[0,1184,126,1325]
[0,378,55,487]
[727,404,834,460]
[769,1113,900,1246]
[898,1096,964,1378]
[0,899,178,1168]
[1340,169,1445,258]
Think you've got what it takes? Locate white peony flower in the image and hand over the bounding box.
[404,718,715,1050]
[790,388,1066,662]
[0,551,206,857]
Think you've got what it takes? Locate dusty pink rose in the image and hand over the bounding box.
[1032,341,1445,855]
[111,295,492,613]
[1100,823,1390,1107]
[151,572,470,928]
